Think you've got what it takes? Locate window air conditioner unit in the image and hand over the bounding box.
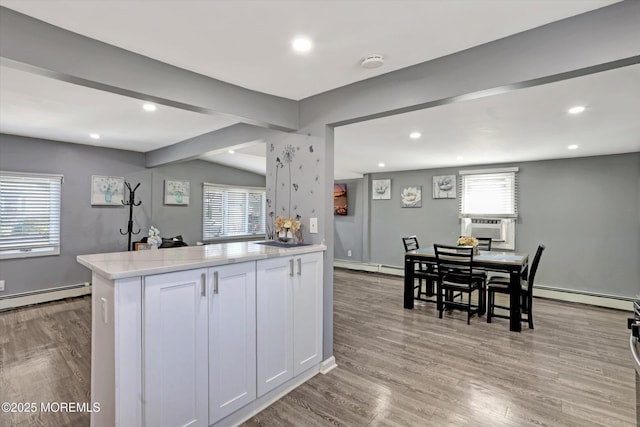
[460,218,515,250]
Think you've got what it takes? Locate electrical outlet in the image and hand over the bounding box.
[309,217,318,233]
[347,250,352,257]
[0,280,4,292]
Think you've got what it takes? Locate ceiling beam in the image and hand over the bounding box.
[145,123,289,167]
[298,1,640,135]
[0,6,299,132]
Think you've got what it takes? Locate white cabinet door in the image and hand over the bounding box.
[293,252,324,375]
[144,269,208,427]
[257,252,324,396]
[256,256,294,397]
[209,262,256,424]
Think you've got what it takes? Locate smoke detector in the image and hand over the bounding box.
[361,54,384,69]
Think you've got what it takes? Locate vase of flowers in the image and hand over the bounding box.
[275,216,301,244]
[147,226,161,249]
[457,235,480,255]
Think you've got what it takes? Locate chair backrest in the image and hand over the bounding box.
[476,237,492,251]
[526,244,546,291]
[434,244,474,284]
[458,235,492,251]
[402,236,419,251]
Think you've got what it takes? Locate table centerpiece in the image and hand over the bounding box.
[457,235,480,255]
[275,216,300,244]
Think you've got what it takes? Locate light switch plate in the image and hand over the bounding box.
[0,280,4,292]
[310,217,318,233]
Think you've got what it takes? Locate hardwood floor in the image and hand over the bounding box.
[0,296,91,427]
[0,269,635,426]
[244,269,635,427]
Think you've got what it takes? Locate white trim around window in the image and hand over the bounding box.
[202,183,266,241]
[0,171,63,259]
[458,167,519,218]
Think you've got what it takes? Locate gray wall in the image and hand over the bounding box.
[334,178,365,262]
[0,134,265,296]
[151,160,265,245]
[337,153,640,299]
[265,133,325,245]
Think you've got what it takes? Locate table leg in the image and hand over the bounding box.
[509,269,522,332]
[404,257,414,309]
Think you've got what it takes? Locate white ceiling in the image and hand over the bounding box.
[335,64,640,178]
[1,0,636,179]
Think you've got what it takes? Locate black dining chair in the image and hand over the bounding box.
[459,236,491,282]
[434,244,486,324]
[476,237,492,251]
[486,244,546,329]
[402,236,437,302]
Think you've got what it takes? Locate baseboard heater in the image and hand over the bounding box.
[333,259,633,311]
[0,282,91,311]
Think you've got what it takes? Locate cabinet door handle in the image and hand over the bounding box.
[297,258,302,276]
[289,259,294,277]
[213,271,219,294]
[201,273,206,297]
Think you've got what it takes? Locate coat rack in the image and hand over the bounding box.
[120,182,141,251]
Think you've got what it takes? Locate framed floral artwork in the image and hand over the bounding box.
[401,185,422,208]
[91,175,124,206]
[433,175,456,199]
[164,180,190,205]
[372,179,391,200]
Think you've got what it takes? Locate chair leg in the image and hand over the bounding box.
[479,284,486,316]
[527,295,534,329]
[436,283,443,318]
[487,290,496,323]
[426,278,434,296]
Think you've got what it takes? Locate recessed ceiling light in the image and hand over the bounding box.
[378,162,385,168]
[409,132,421,139]
[568,105,586,114]
[143,103,157,112]
[228,150,235,154]
[457,156,463,160]
[292,37,312,53]
[90,133,100,140]
[568,144,579,150]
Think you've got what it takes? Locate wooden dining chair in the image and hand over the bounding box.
[486,244,546,329]
[402,236,437,301]
[434,244,486,324]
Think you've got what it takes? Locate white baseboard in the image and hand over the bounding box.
[532,286,633,311]
[0,282,91,311]
[334,259,384,273]
[334,260,634,311]
[320,356,338,374]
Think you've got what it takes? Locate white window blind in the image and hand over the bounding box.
[0,171,62,259]
[458,167,518,218]
[203,183,266,240]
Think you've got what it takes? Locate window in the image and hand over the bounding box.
[202,183,266,240]
[459,167,518,218]
[0,171,62,259]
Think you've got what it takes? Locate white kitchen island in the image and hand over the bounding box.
[77,241,330,427]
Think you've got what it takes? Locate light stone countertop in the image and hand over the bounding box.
[77,241,326,280]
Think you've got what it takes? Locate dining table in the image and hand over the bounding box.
[404,247,529,332]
